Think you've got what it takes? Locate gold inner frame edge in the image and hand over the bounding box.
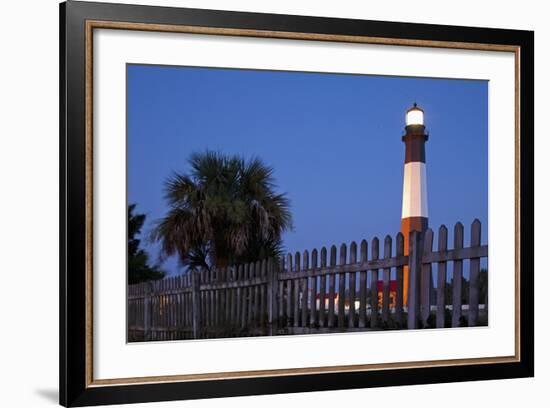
[84,19,522,388]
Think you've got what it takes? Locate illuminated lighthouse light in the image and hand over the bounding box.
[406,104,424,126]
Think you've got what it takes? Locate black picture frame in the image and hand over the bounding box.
[60,1,534,406]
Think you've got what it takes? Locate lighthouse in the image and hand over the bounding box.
[401,103,429,305]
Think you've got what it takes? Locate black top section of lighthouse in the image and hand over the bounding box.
[402,103,429,164]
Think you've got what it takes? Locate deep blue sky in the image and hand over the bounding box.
[127,64,488,275]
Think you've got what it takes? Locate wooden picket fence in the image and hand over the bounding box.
[128,220,488,341]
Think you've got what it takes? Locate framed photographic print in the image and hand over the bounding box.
[59,1,534,406]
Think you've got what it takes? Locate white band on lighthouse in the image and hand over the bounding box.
[401,162,429,218]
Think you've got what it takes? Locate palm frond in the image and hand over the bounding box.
[152,150,293,270]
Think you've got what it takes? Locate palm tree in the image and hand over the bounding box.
[151,151,292,271]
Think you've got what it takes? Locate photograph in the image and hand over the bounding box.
[126,64,489,342]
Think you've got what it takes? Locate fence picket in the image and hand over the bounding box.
[278,257,285,322]
[452,222,464,327]
[338,244,347,329]
[254,261,261,325]
[174,278,179,338]
[382,235,392,323]
[436,225,448,328]
[421,229,434,327]
[228,267,235,329]
[238,265,245,328]
[328,246,337,328]
[172,278,177,337]
[310,249,319,327]
[260,259,267,327]
[224,268,230,329]
[267,259,278,335]
[192,270,201,338]
[395,233,404,326]
[203,281,210,335]
[319,247,327,327]
[407,231,422,329]
[250,262,257,326]
[236,264,242,328]
[144,281,152,341]
[301,251,309,327]
[370,237,379,329]
[468,219,482,326]
[293,252,301,327]
[359,240,368,328]
[452,223,464,327]
[286,254,293,325]
[348,242,357,328]
[247,263,255,327]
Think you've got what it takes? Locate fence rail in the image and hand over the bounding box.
[128,220,488,341]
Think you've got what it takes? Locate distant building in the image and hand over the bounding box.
[311,283,398,313]
[377,280,398,309]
